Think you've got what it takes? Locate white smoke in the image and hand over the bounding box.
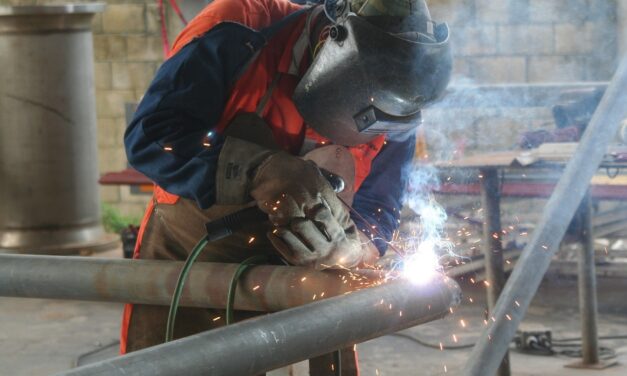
[400,163,455,284]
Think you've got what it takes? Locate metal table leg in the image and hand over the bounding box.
[479,168,511,376]
[566,191,617,369]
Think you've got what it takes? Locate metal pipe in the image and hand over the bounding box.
[0,254,384,312]
[446,249,522,278]
[480,169,506,310]
[479,168,511,376]
[57,277,462,376]
[463,55,627,376]
[577,191,600,364]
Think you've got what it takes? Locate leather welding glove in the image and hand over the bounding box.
[250,152,379,270]
[215,136,276,205]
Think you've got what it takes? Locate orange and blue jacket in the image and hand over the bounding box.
[124,0,416,254]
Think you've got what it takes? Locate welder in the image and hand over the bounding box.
[121,0,451,371]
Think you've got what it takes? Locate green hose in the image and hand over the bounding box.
[165,236,268,342]
[165,235,209,342]
[226,255,269,325]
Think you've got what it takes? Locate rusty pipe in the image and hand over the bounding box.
[0,254,384,311]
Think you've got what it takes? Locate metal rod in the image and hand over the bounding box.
[56,277,461,376]
[0,254,383,312]
[479,168,511,376]
[446,249,522,278]
[577,191,600,364]
[480,169,506,309]
[463,55,627,376]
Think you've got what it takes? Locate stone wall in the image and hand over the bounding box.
[430,0,619,84]
[92,0,166,216]
[1,0,624,217]
[619,0,627,56]
[423,0,621,158]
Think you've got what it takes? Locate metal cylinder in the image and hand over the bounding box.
[57,277,462,376]
[0,254,387,312]
[479,168,511,376]
[463,54,627,376]
[577,191,600,365]
[0,4,114,254]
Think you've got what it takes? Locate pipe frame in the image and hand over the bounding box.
[463,55,627,376]
[0,254,384,312]
[479,168,511,376]
[56,277,461,376]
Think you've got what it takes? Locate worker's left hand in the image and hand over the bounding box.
[267,199,379,270]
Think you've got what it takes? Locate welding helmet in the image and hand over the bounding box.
[293,0,452,146]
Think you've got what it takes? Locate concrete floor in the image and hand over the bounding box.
[1,252,627,375]
[358,277,627,375]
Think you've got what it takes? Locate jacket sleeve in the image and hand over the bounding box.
[351,133,416,255]
[124,26,257,209]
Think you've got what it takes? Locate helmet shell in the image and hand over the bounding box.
[293,14,452,146]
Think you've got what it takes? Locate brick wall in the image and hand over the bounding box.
[423,0,621,158]
[619,0,627,56]
[2,0,623,217]
[92,0,165,216]
[430,0,619,83]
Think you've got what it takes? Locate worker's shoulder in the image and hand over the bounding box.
[171,0,301,54]
[196,0,301,29]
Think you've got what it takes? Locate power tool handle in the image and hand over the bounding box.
[204,206,266,242]
[204,172,344,241]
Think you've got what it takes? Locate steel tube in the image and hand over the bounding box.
[463,55,627,376]
[577,192,600,364]
[479,168,511,376]
[0,254,384,312]
[57,277,462,376]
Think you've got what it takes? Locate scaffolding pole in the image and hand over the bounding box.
[56,277,461,376]
[0,254,384,312]
[463,55,627,376]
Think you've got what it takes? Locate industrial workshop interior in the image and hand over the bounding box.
[3,0,627,375]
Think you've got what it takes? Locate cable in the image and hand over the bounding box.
[553,334,627,342]
[334,348,342,376]
[156,0,188,58]
[226,255,269,325]
[165,235,209,342]
[546,342,617,360]
[390,331,627,355]
[388,332,475,350]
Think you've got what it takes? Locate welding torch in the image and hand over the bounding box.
[166,169,346,342]
[204,169,345,241]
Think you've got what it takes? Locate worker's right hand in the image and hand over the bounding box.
[250,153,378,269]
[250,152,338,226]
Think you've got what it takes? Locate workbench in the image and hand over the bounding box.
[434,146,627,373]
